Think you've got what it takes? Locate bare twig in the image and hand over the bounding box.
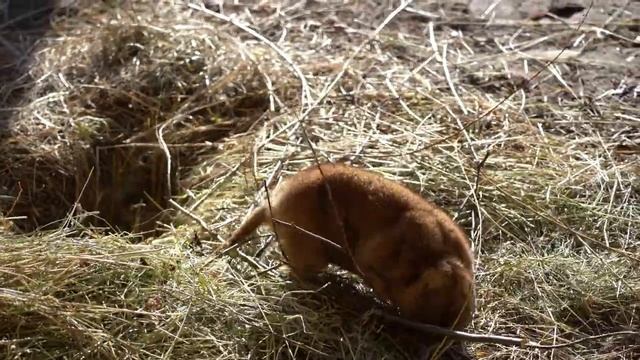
[169,199,217,241]
[218,216,346,257]
[376,311,639,349]
[470,150,491,253]
[404,7,440,20]
[263,180,288,263]
[270,219,345,253]
[62,167,94,229]
[473,151,491,196]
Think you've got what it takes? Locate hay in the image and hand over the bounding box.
[1,0,639,359]
[0,1,295,234]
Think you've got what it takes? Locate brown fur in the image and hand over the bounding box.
[225,163,475,329]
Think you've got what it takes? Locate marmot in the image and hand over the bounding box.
[225,163,475,329]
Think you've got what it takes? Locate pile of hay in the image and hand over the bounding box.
[1,1,638,359]
[0,1,296,235]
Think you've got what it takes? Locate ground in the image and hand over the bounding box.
[0,1,639,359]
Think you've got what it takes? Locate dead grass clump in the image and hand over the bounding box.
[0,2,294,234]
[0,227,410,359]
[475,242,639,358]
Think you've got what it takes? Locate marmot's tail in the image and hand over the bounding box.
[225,205,268,246]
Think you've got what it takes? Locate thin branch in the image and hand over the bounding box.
[270,219,345,253]
[263,180,288,263]
[473,151,491,197]
[375,310,528,346]
[169,199,217,241]
[375,311,639,349]
[62,167,94,229]
[470,150,491,250]
[218,216,346,257]
[529,330,640,350]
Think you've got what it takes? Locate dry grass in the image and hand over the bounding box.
[1,1,639,359]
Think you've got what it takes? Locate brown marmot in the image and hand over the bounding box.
[225,163,475,329]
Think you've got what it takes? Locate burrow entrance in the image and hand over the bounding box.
[0,17,288,236]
